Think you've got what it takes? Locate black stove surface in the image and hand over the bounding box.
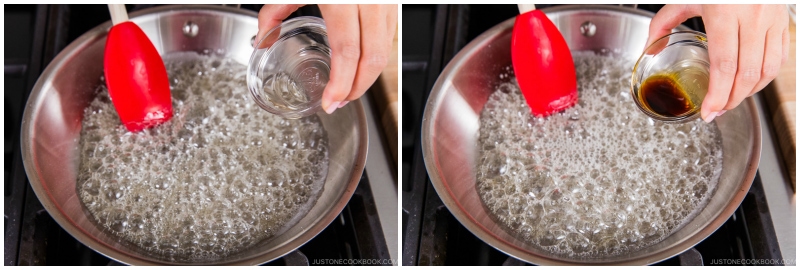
[401,4,783,266]
[4,4,389,266]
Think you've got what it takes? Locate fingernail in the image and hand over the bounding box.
[325,101,340,114]
[703,112,717,123]
[337,101,349,108]
[717,110,727,116]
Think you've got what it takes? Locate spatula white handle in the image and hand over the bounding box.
[518,4,536,14]
[108,4,129,26]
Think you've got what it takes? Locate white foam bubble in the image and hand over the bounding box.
[476,51,722,258]
[76,52,329,261]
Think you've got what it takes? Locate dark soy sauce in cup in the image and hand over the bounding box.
[639,73,695,117]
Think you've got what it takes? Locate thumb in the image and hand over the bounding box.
[645,5,701,52]
[256,4,305,46]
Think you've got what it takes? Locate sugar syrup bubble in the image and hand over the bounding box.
[476,51,722,258]
[76,52,329,261]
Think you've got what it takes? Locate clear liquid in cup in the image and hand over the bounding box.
[249,19,331,119]
[260,51,330,112]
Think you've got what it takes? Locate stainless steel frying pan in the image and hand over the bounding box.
[21,5,368,265]
[422,5,760,265]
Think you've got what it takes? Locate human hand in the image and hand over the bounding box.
[257,4,398,114]
[646,4,790,122]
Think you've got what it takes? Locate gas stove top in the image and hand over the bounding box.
[4,4,397,265]
[401,4,794,266]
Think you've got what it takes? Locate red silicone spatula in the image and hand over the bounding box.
[104,4,172,132]
[511,4,577,117]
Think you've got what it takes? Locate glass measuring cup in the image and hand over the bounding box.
[631,31,710,123]
[247,16,331,119]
